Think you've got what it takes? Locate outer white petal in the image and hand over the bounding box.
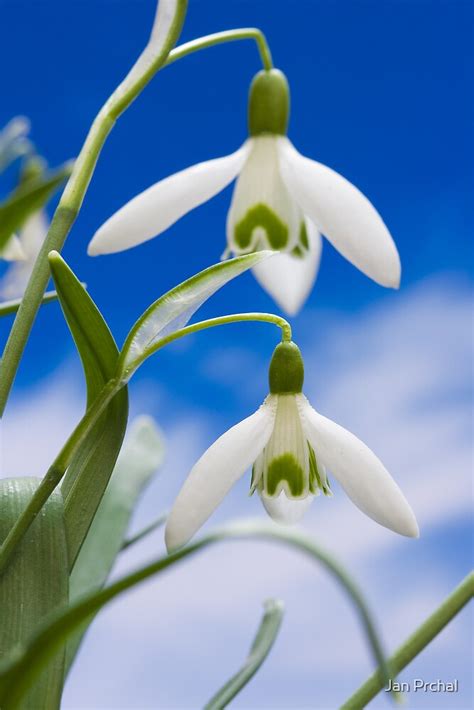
[251,218,322,315]
[88,142,251,256]
[278,138,401,288]
[298,397,419,537]
[165,399,276,551]
[260,491,314,524]
[0,235,26,262]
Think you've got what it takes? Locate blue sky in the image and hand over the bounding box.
[0,0,473,708]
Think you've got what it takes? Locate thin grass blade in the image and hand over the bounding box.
[204,599,284,709]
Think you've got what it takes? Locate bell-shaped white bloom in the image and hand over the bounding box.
[0,211,48,300]
[165,342,418,551]
[88,69,400,315]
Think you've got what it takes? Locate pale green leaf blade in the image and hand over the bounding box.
[65,416,164,672]
[117,251,274,381]
[48,251,129,569]
[0,164,72,250]
[0,478,69,710]
[204,599,284,710]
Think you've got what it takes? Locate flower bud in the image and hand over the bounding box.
[268,341,304,394]
[248,69,290,137]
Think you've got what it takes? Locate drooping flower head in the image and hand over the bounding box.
[0,158,50,299]
[88,68,400,315]
[165,341,418,551]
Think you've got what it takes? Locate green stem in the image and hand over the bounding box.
[0,0,188,416]
[0,522,390,708]
[0,380,119,576]
[166,28,273,71]
[0,289,60,318]
[341,572,474,709]
[120,312,292,381]
[121,512,168,551]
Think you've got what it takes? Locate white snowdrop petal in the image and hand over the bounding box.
[88,142,251,255]
[278,138,401,288]
[260,491,314,524]
[165,399,276,551]
[252,217,322,315]
[299,397,419,537]
[0,235,26,262]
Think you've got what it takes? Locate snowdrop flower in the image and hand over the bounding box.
[88,69,400,315]
[1,158,50,299]
[165,341,418,551]
[0,116,32,173]
[0,211,48,300]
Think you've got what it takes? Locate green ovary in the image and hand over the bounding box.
[234,203,289,251]
[265,453,306,497]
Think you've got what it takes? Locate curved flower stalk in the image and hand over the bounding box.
[165,341,418,551]
[89,70,400,315]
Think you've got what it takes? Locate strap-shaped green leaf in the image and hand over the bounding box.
[0,164,72,250]
[0,478,68,710]
[65,416,164,673]
[204,599,284,710]
[49,251,129,569]
[117,250,274,381]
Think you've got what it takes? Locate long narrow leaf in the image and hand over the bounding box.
[204,599,284,710]
[49,251,128,569]
[65,416,164,672]
[0,520,393,707]
[0,164,72,250]
[0,478,69,710]
[117,251,274,381]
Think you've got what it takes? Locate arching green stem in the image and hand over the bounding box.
[121,312,292,381]
[166,28,273,71]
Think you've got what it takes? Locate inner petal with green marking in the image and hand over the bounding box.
[227,135,300,255]
[234,203,289,251]
[250,394,331,501]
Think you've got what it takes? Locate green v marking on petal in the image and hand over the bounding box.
[234,203,289,250]
[265,453,306,497]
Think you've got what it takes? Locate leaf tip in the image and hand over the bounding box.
[48,250,62,265]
